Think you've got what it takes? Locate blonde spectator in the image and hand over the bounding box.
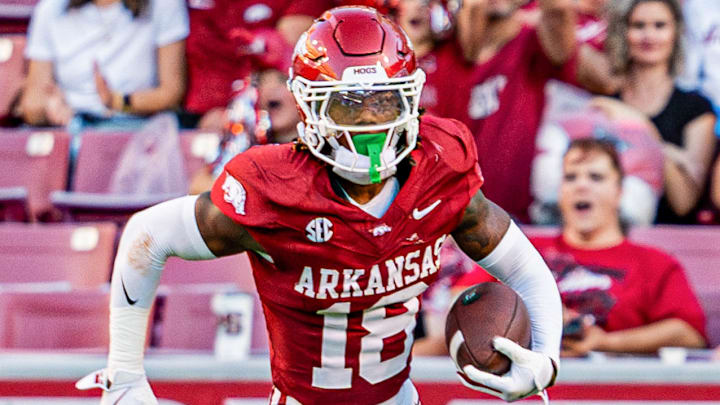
[607,0,717,223]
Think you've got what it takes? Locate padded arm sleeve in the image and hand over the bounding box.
[477,221,563,363]
[108,195,216,375]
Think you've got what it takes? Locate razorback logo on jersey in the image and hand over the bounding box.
[294,235,446,299]
[222,174,247,215]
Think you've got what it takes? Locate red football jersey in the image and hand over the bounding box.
[531,236,707,340]
[576,13,606,51]
[446,26,577,223]
[210,115,483,404]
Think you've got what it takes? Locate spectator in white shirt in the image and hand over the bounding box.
[20,0,188,127]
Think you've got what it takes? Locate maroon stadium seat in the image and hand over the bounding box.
[70,131,134,193]
[0,289,109,349]
[630,225,720,347]
[51,130,212,223]
[0,186,28,221]
[51,131,183,222]
[67,130,216,194]
[0,34,26,123]
[154,287,268,354]
[0,129,70,221]
[0,0,39,20]
[0,222,117,287]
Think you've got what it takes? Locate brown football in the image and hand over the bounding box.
[445,282,532,375]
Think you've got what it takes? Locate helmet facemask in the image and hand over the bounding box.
[291,64,426,185]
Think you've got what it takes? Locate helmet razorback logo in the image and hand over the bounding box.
[306,217,333,243]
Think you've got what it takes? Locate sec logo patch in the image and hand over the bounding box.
[306,217,333,243]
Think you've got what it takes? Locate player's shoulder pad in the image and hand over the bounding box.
[221,143,315,206]
[223,143,299,182]
[418,115,479,174]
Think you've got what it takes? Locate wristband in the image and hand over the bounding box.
[546,358,559,388]
[122,93,132,113]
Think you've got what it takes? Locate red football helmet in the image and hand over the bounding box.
[289,6,426,183]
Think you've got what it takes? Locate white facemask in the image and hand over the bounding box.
[331,145,397,185]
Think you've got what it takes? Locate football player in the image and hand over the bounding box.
[76,7,562,405]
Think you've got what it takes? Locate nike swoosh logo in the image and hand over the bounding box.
[412,199,442,220]
[121,276,138,306]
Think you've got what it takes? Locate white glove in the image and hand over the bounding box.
[76,368,158,405]
[456,337,557,404]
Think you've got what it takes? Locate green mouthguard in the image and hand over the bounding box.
[352,132,387,184]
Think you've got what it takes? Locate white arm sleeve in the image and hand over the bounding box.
[476,221,562,363]
[108,195,216,375]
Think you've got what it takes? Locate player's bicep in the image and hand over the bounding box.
[452,189,510,261]
[195,192,264,257]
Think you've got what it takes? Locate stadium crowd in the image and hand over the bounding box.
[0,0,720,375]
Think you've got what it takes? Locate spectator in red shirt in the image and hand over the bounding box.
[394,0,471,117]
[188,68,299,194]
[183,0,330,130]
[447,0,583,223]
[534,138,706,356]
[516,0,607,49]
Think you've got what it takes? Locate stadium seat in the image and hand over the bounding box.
[0,289,109,349]
[630,225,720,347]
[0,0,38,20]
[0,222,117,288]
[0,187,28,221]
[0,34,25,122]
[66,130,216,194]
[154,287,268,354]
[69,131,134,193]
[0,129,70,221]
[51,131,184,222]
[628,226,720,296]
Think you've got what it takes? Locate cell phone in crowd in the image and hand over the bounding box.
[563,314,595,339]
[563,317,584,339]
